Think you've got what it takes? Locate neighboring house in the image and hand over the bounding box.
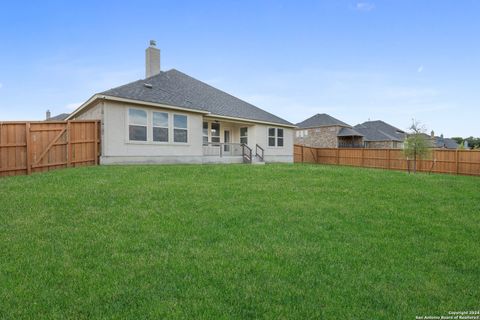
[295,113,364,148]
[67,41,294,164]
[438,137,459,149]
[354,120,406,149]
[45,110,70,121]
[420,132,459,149]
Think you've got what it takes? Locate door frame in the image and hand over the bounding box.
[223,127,232,155]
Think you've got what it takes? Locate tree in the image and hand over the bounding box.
[465,136,480,149]
[403,120,433,174]
[451,137,464,145]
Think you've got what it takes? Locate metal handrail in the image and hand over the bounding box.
[255,144,264,161]
[241,144,252,163]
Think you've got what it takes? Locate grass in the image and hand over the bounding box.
[0,164,479,319]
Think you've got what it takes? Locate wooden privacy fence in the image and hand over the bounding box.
[294,144,480,177]
[0,120,100,177]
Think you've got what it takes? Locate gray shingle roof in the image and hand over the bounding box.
[433,136,459,149]
[47,113,70,121]
[296,113,351,128]
[100,69,292,126]
[354,120,406,142]
[337,127,364,137]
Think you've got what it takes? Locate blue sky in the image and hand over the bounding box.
[0,0,479,137]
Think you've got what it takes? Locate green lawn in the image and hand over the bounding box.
[1,164,479,319]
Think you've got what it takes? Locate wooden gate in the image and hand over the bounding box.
[0,120,100,177]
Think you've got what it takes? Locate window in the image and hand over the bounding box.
[129,109,147,141]
[303,130,308,136]
[277,128,284,146]
[296,131,300,138]
[268,128,284,147]
[203,122,209,145]
[211,122,220,145]
[240,127,248,144]
[152,112,169,142]
[173,114,188,143]
[268,128,276,146]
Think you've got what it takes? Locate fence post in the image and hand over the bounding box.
[67,121,72,167]
[301,145,304,163]
[336,148,340,165]
[25,122,31,175]
[361,148,364,167]
[455,149,459,175]
[94,121,99,165]
[387,149,391,170]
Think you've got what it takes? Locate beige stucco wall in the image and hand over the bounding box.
[101,101,204,163]
[250,124,294,162]
[74,100,293,164]
[75,103,103,120]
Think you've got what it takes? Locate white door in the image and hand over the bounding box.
[224,129,231,155]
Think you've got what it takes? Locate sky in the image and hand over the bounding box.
[0,0,479,137]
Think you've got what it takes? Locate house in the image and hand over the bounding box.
[422,131,459,149]
[295,113,364,148]
[354,120,406,149]
[45,110,70,121]
[67,41,294,164]
[436,137,459,149]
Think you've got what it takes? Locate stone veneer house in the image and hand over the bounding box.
[354,120,406,149]
[67,41,295,164]
[295,114,364,148]
[420,132,459,149]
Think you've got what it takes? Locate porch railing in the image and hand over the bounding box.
[338,142,365,148]
[203,142,255,163]
[203,142,244,157]
[255,144,264,161]
[242,144,252,163]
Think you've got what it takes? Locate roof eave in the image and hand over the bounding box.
[67,94,211,120]
[68,94,295,127]
[296,124,351,130]
[205,114,295,128]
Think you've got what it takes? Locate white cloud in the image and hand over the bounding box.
[65,102,82,111]
[355,2,375,12]
[417,65,424,73]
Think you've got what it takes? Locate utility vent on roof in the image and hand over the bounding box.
[144,83,153,88]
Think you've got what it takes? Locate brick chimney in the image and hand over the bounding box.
[145,40,160,78]
[46,109,51,120]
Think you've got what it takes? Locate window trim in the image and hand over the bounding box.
[268,127,285,148]
[128,108,148,142]
[240,127,248,145]
[152,111,169,143]
[126,107,190,145]
[173,113,188,144]
[210,122,221,145]
[202,122,209,146]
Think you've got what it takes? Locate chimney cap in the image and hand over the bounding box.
[149,40,157,47]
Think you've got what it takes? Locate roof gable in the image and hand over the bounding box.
[354,120,406,142]
[100,69,292,126]
[296,113,351,129]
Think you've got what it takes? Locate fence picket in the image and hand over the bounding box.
[0,120,100,177]
[294,145,480,177]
